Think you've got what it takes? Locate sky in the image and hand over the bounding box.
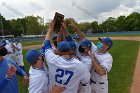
[0,0,140,23]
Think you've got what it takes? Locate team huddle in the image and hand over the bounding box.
[0,18,113,93]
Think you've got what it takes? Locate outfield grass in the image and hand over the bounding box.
[17,50,31,93]
[17,40,140,93]
[108,40,139,93]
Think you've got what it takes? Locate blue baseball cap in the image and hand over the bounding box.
[0,40,7,48]
[8,38,12,42]
[25,49,41,64]
[1,39,6,44]
[73,35,80,39]
[69,42,76,50]
[80,39,92,49]
[14,38,19,42]
[58,41,71,51]
[98,37,113,48]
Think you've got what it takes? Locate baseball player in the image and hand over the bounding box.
[76,39,93,71]
[25,49,65,93]
[42,22,90,93]
[52,35,58,51]
[0,40,29,93]
[73,35,81,46]
[63,20,93,71]
[4,39,16,62]
[90,37,113,93]
[12,38,25,71]
[61,20,92,93]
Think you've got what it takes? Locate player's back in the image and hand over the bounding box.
[45,49,90,93]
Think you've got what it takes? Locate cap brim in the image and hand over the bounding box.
[98,37,102,41]
[73,37,80,39]
[0,42,7,48]
[79,42,86,46]
[98,37,105,43]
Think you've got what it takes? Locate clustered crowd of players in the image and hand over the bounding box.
[0,19,113,93]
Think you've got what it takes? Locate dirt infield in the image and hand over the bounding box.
[23,45,42,50]
[23,37,140,93]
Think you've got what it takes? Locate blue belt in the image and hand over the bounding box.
[90,79,104,84]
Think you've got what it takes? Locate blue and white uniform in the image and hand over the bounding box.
[44,40,90,93]
[28,66,50,93]
[5,40,16,61]
[26,49,52,93]
[76,49,92,71]
[66,36,92,71]
[13,42,24,66]
[90,43,113,93]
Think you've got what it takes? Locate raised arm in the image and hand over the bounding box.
[61,21,74,43]
[57,26,65,43]
[62,20,70,37]
[45,21,54,40]
[42,21,54,51]
[69,20,85,40]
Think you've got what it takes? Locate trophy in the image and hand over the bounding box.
[53,12,64,32]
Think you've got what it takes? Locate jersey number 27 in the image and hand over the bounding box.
[55,68,74,85]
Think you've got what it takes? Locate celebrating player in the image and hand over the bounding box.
[42,21,90,93]
[90,37,113,93]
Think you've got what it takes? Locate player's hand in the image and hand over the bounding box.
[23,76,29,86]
[89,51,95,61]
[61,19,67,30]
[50,85,65,93]
[6,65,16,78]
[11,44,15,48]
[58,26,63,33]
[69,19,76,28]
[48,21,55,32]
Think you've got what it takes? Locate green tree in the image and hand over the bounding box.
[0,14,12,36]
[77,22,90,34]
[65,18,76,34]
[90,21,98,33]
[26,16,44,35]
[115,16,126,31]
[101,17,117,32]
[125,12,140,31]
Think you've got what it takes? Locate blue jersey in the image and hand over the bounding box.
[0,58,27,93]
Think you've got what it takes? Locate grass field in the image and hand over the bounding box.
[108,40,139,93]
[17,40,140,93]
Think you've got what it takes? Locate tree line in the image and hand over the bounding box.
[0,12,140,37]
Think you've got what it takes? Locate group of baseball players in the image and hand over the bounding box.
[25,19,113,93]
[0,38,29,93]
[0,19,113,93]
[1,38,25,71]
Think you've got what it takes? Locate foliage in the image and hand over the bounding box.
[0,15,48,37]
[1,12,140,36]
